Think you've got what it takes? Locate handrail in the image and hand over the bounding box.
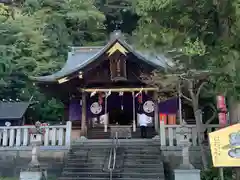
[107,131,119,180]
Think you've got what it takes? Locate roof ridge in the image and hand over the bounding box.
[71,46,104,49]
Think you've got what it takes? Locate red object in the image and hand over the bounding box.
[27,123,48,134]
[137,93,143,104]
[217,95,227,111]
[159,113,167,124]
[41,123,49,126]
[98,92,103,105]
[168,114,176,125]
[218,112,227,126]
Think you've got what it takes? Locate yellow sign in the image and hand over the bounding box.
[107,42,128,56]
[209,123,240,167]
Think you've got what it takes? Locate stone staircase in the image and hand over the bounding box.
[58,139,165,180]
[87,127,157,139]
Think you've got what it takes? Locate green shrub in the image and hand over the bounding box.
[201,167,233,180]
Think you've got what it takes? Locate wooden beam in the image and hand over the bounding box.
[80,87,158,92]
[132,92,136,132]
[153,91,159,132]
[81,91,87,136]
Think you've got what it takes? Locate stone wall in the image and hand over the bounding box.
[0,148,68,178]
[161,146,211,180]
[0,145,210,179]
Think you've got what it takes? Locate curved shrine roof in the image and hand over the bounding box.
[32,31,172,83]
[0,102,30,120]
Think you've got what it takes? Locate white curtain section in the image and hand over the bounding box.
[92,117,98,127]
[100,113,109,132]
[137,113,153,126]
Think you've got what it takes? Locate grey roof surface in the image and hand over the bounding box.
[0,102,30,120]
[32,31,172,82]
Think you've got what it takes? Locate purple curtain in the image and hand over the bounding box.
[122,93,133,111]
[68,95,179,121]
[107,93,121,112]
[158,97,179,114]
[107,92,133,124]
[87,94,105,117]
[136,93,154,117]
[69,100,82,121]
[106,92,133,112]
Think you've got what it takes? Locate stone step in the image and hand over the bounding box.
[123,158,162,163]
[68,157,105,162]
[72,141,160,145]
[72,139,159,145]
[123,148,160,151]
[65,162,105,165]
[71,149,160,154]
[63,166,164,172]
[123,155,162,159]
[62,171,164,178]
[123,162,163,166]
[67,153,161,159]
[60,139,165,180]
[67,156,161,162]
[71,146,160,149]
[65,162,163,169]
[62,171,109,177]
[67,157,106,163]
[122,167,164,173]
[72,142,160,150]
[63,167,115,172]
[124,152,161,155]
[59,177,164,180]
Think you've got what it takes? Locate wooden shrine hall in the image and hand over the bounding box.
[32,30,176,139]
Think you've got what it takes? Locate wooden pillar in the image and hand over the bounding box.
[63,102,69,122]
[154,91,159,132]
[104,95,108,132]
[132,92,136,132]
[178,82,183,124]
[81,91,87,136]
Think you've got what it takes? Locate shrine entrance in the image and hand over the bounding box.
[109,109,133,125]
[108,92,133,126]
[85,87,158,139]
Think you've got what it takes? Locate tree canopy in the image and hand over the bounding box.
[131,0,240,169]
[0,0,106,122]
[132,0,240,97]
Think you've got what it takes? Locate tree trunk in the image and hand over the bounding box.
[229,97,240,124]
[194,106,208,170]
[188,81,208,169]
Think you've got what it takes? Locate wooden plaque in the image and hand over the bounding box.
[109,58,127,81]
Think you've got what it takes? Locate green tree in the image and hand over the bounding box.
[132,0,240,169]
[0,0,106,121]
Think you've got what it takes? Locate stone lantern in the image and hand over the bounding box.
[174,125,200,180]
[28,121,44,168]
[176,126,194,169]
[20,121,47,180]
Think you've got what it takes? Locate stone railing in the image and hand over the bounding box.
[0,121,72,149]
[159,121,221,146]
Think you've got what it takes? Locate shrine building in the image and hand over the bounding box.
[32,30,179,139]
